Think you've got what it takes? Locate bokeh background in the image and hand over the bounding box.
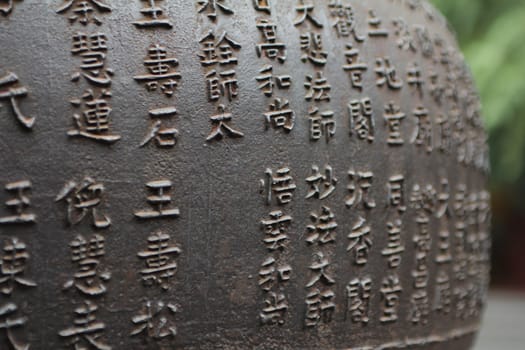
[431,0,525,291]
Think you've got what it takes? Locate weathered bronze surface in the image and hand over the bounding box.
[0,0,490,349]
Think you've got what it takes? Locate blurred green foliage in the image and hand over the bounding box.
[431,0,525,192]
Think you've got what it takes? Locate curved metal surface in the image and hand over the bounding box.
[0,0,490,349]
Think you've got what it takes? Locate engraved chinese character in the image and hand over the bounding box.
[71,32,112,86]
[0,72,34,129]
[435,230,452,264]
[414,215,432,256]
[328,1,365,41]
[407,62,424,96]
[305,288,335,327]
[406,0,423,10]
[436,178,451,219]
[261,292,288,325]
[59,301,111,350]
[300,32,327,66]
[258,256,291,291]
[410,290,429,325]
[134,180,180,219]
[308,107,335,142]
[434,36,452,66]
[346,170,375,209]
[133,0,173,28]
[429,71,445,105]
[380,275,402,323]
[205,70,221,101]
[343,44,368,90]
[436,113,452,153]
[478,190,491,225]
[305,165,337,200]
[0,303,29,350]
[63,234,110,296]
[409,183,437,216]
[205,69,238,101]
[0,238,36,295]
[347,217,372,266]
[387,175,406,213]
[454,184,467,219]
[294,0,323,27]
[264,98,295,132]
[68,89,121,144]
[260,168,296,206]
[392,17,417,52]
[253,0,271,13]
[375,57,403,90]
[256,65,275,97]
[57,0,111,26]
[198,31,241,67]
[384,102,406,146]
[367,9,388,37]
[415,25,434,58]
[56,177,111,229]
[466,191,479,229]
[306,252,335,287]
[411,106,432,153]
[453,286,469,319]
[304,71,331,102]
[206,104,244,142]
[306,206,337,245]
[434,271,451,315]
[261,210,292,251]
[0,181,35,225]
[134,45,181,97]
[138,231,181,291]
[256,65,291,97]
[256,19,286,63]
[348,97,374,142]
[346,277,371,324]
[197,0,233,20]
[382,220,405,268]
[131,301,178,340]
[140,107,179,148]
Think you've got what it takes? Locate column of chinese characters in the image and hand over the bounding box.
[303,164,337,327]
[345,169,375,325]
[468,189,491,317]
[369,7,403,98]
[327,1,367,92]
[58,2,121,144]
[408,181,437,325]
[131,179,181,343]
[0,178,36,348]
[132,2,180,149]
[258,167,296,326]
[253,1,295,133]
[391,13,490,175]
[294,1,336,143]
[56,176,112,349]
[433,178,453,317]
[451,185,490,320]
[197,1,243,142]
[379,174,406,324]
[447,55,490,174]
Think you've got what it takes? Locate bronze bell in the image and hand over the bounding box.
[0,0,490,349]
